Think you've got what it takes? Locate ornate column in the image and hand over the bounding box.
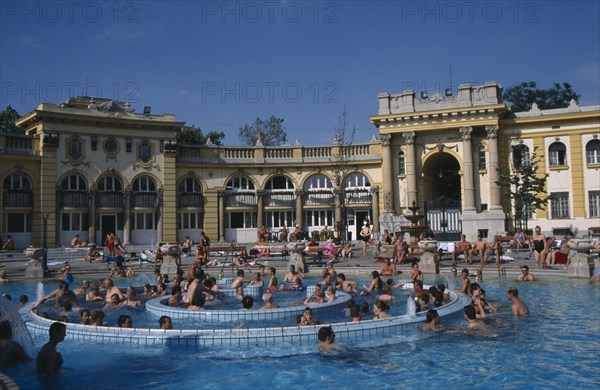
[156,189,164,242]
[403,131,417,208]
[371,187,380,233]
[334,188,342,227]
[295,190,303,228]
[381,134,395,213]
[88,189,97,244]
[459,126,476,211]
[257,190,264,228]
[218,192,225,241]
[123,189,131,245]
[486,125,502,211]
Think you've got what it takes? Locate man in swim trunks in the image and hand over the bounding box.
[283,264,302,285]
[470,235,489,264]
[34,281,79,310]
[37,321,66,375]
[517,265,536,281]
[452,234,471,266]
[380,258,396,276]
[103,278,123,303]
[507,287,529,316]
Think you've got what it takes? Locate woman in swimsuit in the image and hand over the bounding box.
[531,226,546,269]
[359,224,378,257]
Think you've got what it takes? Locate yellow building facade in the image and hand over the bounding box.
[1,82,598,249]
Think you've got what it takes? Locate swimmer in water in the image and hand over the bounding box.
[37,322,66,375]
[317,326,348,355]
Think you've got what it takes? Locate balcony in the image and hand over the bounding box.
[60,191,89,207]
[224,192,257,207]
[96,191,125,207]
[3,190,33,207]
[131,192,159,207]
[303,191,334,206]
[344,189,372,205]
[0,134,35,155]
[178,193,204,208]
[264,192,295,207]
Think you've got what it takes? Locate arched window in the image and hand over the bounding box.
[226,176,255,191]
[266,176,294,191]
[478,145,486,170]
[512,144,530,169]
[548,142,567,166]
[3,173,31,191]
[303,174,333,191]
[344,172,371,189]
[61,174,87,191]
[178,178,203,207]
[178,178,202,194]
[133,176,157,192]
[398,151,406,175]
[586,139,600,165]
[344,172,372,204]
[98,175,123,192]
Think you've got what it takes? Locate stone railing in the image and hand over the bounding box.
[0,133,35,155]
[177,141,380,164]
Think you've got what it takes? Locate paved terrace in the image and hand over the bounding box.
[0,241,581,285]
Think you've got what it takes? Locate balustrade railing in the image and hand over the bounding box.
[344,189,372,204]
[302,191,334,206]
[263,192,295,207]
[224,192,257,207]
[60,191,89,207]
[96,191,125,207]
[178,193,204,207]
[3,190,33,207]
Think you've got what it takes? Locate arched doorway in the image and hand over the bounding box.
[422,152,462,241]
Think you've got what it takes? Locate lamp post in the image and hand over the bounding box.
[39,212,52,272]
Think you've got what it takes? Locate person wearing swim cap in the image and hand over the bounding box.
[283,264,302,286]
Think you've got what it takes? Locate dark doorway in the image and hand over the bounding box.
[101,214,117,246]
[424,152,462,204]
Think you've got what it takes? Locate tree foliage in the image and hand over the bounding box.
[503,81,581,112]
[331,106,356,184]
[0,106,24,134]
[239,116,287,146]
[176,125,224,146]
[496,148,549,231]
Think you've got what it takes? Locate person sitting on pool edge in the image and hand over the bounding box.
[37,321,66,375]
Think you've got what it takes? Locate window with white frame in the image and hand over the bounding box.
[133,176,157,192]
[61,212,89,231]
[550,192,570,219]
[3,173,31,191]
[478,145,486,170]
[344,172,371,188]
[178,212,203,229]
[303,174,333,191]
[134,212,157,230]
[548,142,567,166]
[589,191,600,218]
[512,144,530,169]
[226,212,257,229]
[266,176,294,191]
[265,211,295,228]
[226,176,255,191]
[178,178,202,193]
[98,175,122,191]
[586,139,600,165]
[61,174,87,191]
[4,213,32,233]
[398,151,406,175]
[304,209,335,227]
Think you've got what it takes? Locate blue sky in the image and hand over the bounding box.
[1,0,599,145]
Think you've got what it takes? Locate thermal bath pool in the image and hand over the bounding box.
[1,274,599,389]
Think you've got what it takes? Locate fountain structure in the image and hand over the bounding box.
[400,201,438,274]
[159,243,181,279]
[24,247,46,279]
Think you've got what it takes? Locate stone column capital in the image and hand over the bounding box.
[459,126,473,140]
[485,124,499,139]
[380,133,392,147]
[402,131,416,145]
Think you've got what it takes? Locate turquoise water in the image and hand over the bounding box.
[2,275,599,389]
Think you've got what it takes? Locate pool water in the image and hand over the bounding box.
[2,275,599,389]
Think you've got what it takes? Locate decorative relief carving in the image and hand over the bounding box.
[459,126,473,141]
[402,132,416,145]
[384,192,395,212]
[485,125,499,139]
[380,134,392,147]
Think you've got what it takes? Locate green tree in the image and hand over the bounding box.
[0,106,24,134]
[176,125,224,145]
[496,148,549,232]
[239,116,287,146]
[503,81,581,112]
[330,106,356,242]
